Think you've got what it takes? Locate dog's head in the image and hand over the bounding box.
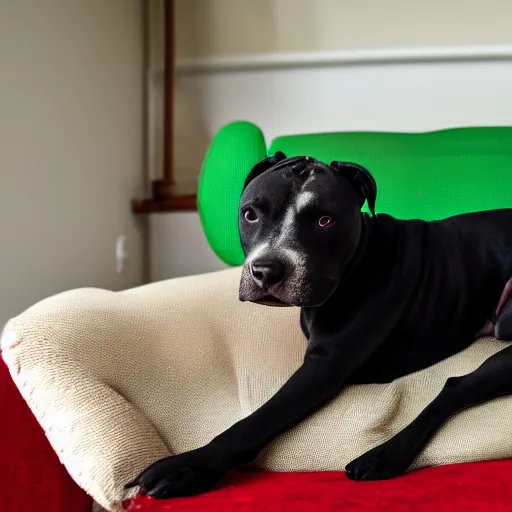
[238,152,376,308]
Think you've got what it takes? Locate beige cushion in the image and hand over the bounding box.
[2,267,512,511]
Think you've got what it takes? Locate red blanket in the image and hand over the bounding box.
[126,460,512,511]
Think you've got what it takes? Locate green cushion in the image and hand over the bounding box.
[198,121,267,265]
[198,122,512,266]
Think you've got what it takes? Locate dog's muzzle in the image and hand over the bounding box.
[239,259,293,306]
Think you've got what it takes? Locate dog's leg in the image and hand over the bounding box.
[127,346,360,499]
[127,271,415,500]
[126,290,411,499]
[346,342,512,481]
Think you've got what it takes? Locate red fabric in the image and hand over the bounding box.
[0,360,92,512]
[126,459,512,512]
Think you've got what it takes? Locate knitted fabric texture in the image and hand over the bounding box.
[2,267,512,511]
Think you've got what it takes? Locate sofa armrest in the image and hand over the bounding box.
[198,120,267,266]
[0,359,92,512]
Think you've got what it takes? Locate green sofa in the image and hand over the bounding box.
[198,121,512,266]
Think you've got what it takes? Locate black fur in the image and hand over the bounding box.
[329,161,377,216]
[242,151,287,190]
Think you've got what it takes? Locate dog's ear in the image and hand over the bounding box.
[243,151,287,190]
[330,161,377,216]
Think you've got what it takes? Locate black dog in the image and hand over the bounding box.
[127,153,512,498]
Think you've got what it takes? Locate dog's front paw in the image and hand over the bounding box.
[345,437,416,481]
[126,446,228,499]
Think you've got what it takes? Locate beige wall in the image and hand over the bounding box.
[176,0,512,60]
[0,0,146,326]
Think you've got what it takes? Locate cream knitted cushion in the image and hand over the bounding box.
[2,267,512,511]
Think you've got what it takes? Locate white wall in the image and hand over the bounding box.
[0,0,146,327]
[150,213,227,282]
[175,0,512,59]
[178,58,512,140]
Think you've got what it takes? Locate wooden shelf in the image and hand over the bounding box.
[131,194,197,213]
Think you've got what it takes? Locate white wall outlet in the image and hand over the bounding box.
[115,235,128,274]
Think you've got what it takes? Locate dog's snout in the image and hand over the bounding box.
[250,260,285,288]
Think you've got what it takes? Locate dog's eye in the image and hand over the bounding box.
[318,215,333,228]
[244,208,258,223]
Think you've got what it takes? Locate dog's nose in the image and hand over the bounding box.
[250,260,285,288]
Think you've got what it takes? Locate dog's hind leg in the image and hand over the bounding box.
[346,342,512,481]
